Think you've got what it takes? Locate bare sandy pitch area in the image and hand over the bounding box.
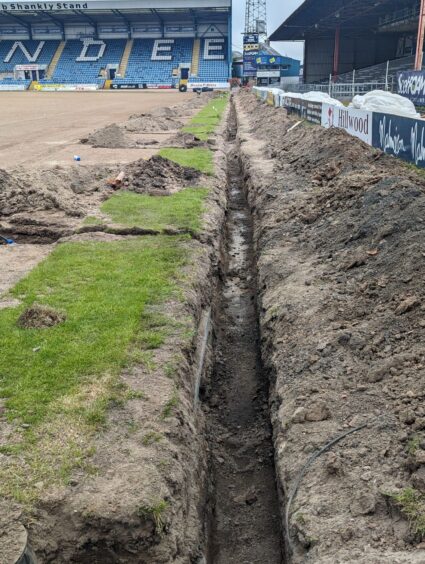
[0,90,195,303]
[0,90,193,168]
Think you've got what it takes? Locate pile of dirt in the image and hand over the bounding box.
[124,93,218,132]
[147,106,176,118]
[123,155,201,194]
[167,131,206,148]
[236,92,425,563]
[82,123,135,149]
[17,303,66,329]
[0,165,114,219]
[237,89,295,154]
[125,114,183,133]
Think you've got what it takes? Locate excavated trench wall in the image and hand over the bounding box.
[202,101,283,564]
[234,91,425,564]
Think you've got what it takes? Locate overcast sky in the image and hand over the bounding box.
[231,0,304,60]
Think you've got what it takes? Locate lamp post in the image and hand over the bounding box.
[415,0,425,70]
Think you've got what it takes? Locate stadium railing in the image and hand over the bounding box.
[281,80,394,99]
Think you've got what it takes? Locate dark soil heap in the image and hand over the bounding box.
[83,123,134,149]
[236,91,425,563]
[0,170,25,216]
[17,304,65,329]
[167,131,207,148]
[123,155,201,194]
[0,166,114,220]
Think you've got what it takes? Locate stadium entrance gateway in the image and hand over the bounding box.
[0,0,232,90]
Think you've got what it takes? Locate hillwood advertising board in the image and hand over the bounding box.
[321,103,372,145]
[257,87,425,169]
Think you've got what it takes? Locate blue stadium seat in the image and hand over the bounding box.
[48,39,126,83]
[0,37,229,87]
[0,40,59,71]
[197,38,229,83]
[114,38,193,86]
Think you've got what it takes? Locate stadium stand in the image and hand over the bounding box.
[0,37,229,87]
[0,77,31,88]
[0,40,58,72]
[334,54,416,86]
[114,38,193,86]
[196,38,229,83]
[48,39,126,84]
[270,0,422,86]
[0,1,231,90]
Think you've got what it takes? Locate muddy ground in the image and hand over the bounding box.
[0,93,216,286]
[203,102,282,564]
[5,86,425,564]
[82,93,216,149]
[0,93,231,563]
[0,91,195,168]
[235,90,425,563]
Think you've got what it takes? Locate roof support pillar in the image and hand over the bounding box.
[415,0,425,70]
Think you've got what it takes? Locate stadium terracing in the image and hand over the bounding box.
[270,0,421,85]
[0,0,231,90]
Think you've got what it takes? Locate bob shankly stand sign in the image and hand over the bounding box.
[0,0,231,10]
[1,2,88,8]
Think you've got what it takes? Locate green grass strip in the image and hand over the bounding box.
[183,94,229,140]
[101,188,208,232]
[159,147,214,175]
[0,236,188,425]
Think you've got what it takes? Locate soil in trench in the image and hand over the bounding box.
[204,103,283,563]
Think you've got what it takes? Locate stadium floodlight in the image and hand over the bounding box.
[245,0,267,42]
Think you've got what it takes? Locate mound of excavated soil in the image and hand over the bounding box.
[83,123,134,149]
[17,304,65,329]
[238,89,295,155]
[167,132,206,148]
[0,166,114,219]
[123,155,201,194]
[125,114,183,133]
[236,92,425,563]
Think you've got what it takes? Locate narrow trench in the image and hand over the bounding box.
[203,101,284,563]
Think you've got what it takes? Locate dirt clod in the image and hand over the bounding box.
[168,132,206,148]
[0,519,28,564]
[17,303,65,329]
[395,296,420,315]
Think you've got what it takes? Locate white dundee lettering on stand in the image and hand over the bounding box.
[4,41,45,63]
[76,39,106,62]
[151,39,174,61]
[204,38,224,60]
